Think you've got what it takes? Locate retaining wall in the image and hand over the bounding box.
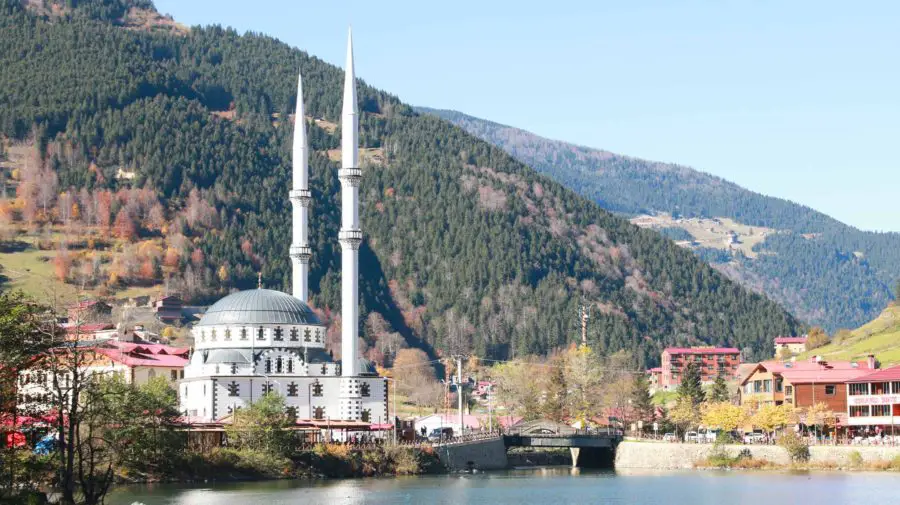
[615,441,900,469]
[434,437,509,471]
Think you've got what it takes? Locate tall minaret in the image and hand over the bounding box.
[289,69,312,302]
[338,28,361,377]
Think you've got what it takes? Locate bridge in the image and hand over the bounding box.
[433,420,623,471]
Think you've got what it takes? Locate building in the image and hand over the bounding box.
[153,295,183,323]
[845,365,900,434]
[774,336,807,356]
[740,357,878,426]
[178,31,388,427]
[659,347,741,390]
[647,367,662,392]
[17,340,189,411]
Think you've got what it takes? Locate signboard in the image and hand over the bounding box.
[848,394,900,406]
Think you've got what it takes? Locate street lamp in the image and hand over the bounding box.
[385,377,398,444]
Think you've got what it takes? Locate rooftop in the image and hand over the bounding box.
[775,336,808,344]
[664,347,740,355]
[197,289,322,327]
[846,364,900,383]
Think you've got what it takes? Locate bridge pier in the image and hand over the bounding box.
[569,447,581,467]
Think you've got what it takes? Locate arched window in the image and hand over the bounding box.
[304,328,311,342]
[314,407,325,420]
[274,327,284,341]
[361,383,371,397]
[287,382,298,397]
[286,359,294,374]
[240,327,248,340]
[315,329,322,343]
[230,363,238,375]
[210,329,217,341]
[275,356,283,373]
[361,409,371,422]
[265,358,272,374]
[224,328,232,340]
[290,327,299,341]
[257,326,265,340]
[312,381,323,397]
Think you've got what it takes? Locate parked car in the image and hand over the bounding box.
[663,432,677,442]
[428,427,454,443]
[699,428,721,443]
[743,432,765,444]
[684,431,699,443]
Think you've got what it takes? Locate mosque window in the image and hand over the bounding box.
[276,356,283,373]
[290,327,299,341]
[312,381,323,397]
[257,327,265,340]
[263,382,274,394]
[321,364,327,375]
[315,329,322,343]
[361,409,371,423]
[240,327,248,340]
[230,364,238,375]
[200,331,206,342]
[286,406,298,420]
[227,381,240,396]
[274,327,284,341]
[224,328,232,341]
[287,359,294,374]
[304,328,311,342]
[210,329,217,341]
[287,382,298,397]
[265,358,272,374]
[314,406,325,420]
[361,383,371,397]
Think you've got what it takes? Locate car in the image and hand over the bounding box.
[743,432,765,444]
[699,428,721,443]
[663,432,677,442]
[684,431,699,443]
[428,427,454,443]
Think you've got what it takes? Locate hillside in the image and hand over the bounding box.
[0,0,801,366]
[800,305,900,366]
[418,108,900,331]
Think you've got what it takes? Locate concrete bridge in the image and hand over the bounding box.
[434,420,623,471]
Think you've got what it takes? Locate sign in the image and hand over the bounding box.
[848,394,900,406]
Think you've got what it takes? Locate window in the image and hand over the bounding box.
[763,380,772,393]
[287,359,294,374]
[313,406,325,420]
[785,385,793,396]
[849,383,869,396]
[892,382,900,394]
[227,381,240,397]
[873,382,889,395]
[180,370,184,379]
[361,383,371,397]
[824,385,836,396]
[240,327,248,340]
[203,384,207,396]
[315,329,322,343]
[872,405,891,417]
[183,386,188,398]
[264,358,272,374]
[262,382,274,394]
[361,409,371,422]
[849,405,870,417]
[312,381,323,397]
[753,380,762,393]
[171,370,178,381]
[775,379,783,393]
[304,328,311,342]
[257,327,265,340]
[321,364,327,375]
[274,327,284,341]
[290,327,299,341]
[286,406,298,419]
[287,382,298,397]
[200,331,206,342]
[230,363,238,375]
[224,328,232,341]
[210,329,217,341]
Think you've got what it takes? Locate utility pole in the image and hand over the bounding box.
[457,355,464,438]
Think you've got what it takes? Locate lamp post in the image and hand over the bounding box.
[385,377,397,444]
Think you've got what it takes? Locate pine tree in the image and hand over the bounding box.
[709,373,730,403]
[677,361,705,406]
[631,372,654,426]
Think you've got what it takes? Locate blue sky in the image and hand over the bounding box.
[154,0,900,232]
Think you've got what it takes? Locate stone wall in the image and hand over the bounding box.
[434,437,509,471]
[615,441,900,469]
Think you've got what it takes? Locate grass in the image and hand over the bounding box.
[799,305,900,366]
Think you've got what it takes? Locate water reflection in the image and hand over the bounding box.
[107,468,900,505]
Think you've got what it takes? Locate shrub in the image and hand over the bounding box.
[778,432,810,463]
[848,450,863,468]
[890,455,900,471]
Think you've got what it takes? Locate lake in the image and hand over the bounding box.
[108,467,900,505]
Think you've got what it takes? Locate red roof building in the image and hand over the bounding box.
[659,347,741,390]
[774,335,808,356]
[845,364,900,430]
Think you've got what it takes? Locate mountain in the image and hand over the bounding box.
[799,304,900,366]
[417,108,900,332]
[0,0,801,366]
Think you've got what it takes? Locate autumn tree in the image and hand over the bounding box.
[631,372,654,429]
[805,402,836,438]
[668,398,699,436]
[805,327,830,350]
[113,211,137,241]
[701,401,746,432]
[492,358,546,420]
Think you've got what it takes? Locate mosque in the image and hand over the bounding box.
[179,30,388,425]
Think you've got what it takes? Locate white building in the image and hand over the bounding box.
[178,29,388,425]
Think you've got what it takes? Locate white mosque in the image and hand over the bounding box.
[179,30,388,425]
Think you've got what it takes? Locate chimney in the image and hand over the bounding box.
[867,355,877,369]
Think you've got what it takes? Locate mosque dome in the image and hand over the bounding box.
[197,289,322,327]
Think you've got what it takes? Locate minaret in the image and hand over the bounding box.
[338,28,361,377]
[289,69,312,302]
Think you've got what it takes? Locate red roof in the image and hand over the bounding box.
[664,347,740,355]
[846,364,900,383]
[95,341,188,368]
[648,367,662,373]
[741,359,878,385]
[780,368,873,384]
[64,323,114,334]
[775,336,807,344]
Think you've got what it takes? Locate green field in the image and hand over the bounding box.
[799,305,900,365]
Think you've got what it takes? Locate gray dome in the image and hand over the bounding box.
[197,289,322,326]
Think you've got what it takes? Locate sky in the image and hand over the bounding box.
[154,0,900,232]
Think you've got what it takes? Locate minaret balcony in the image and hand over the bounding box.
[338,167,362,181]
[290,245,312,261]
[338,229,363,249]
[289,189,312,206]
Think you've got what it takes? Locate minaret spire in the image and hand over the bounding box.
[338,27,361,379]
[289,68,312,302]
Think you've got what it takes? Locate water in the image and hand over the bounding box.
[108,468,900,505]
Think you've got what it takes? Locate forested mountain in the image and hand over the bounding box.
[418,108,900,331]
[0,0,802,366]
